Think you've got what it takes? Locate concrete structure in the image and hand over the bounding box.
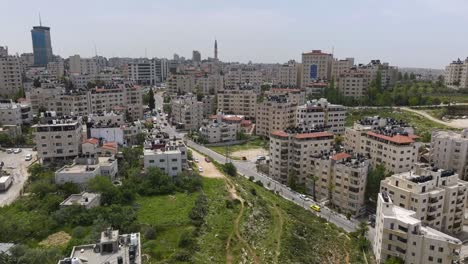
[373,192,462,264]
[217,89,257,118]
[269,127,334,185]
[192,50,201,63]
[430,129,468,181]
[345,116,420,173]
[33,114,83,162]
[143,140,185,176]
[58,229,141,264]
[444,58,468,89]
[69,72,123,89]
[0,47,22,96]
[311,152,369,215]
[171,93,203,130]
[265,88,306,105]
[380,163,467,235]
[0,99,32,125]
[225,66,262,89]
[337,68,371,98]
[301,50,333,84]
[60,192,101,209]
[331,57,354,80]
[199,112,253,143]
[304,81,328,97]
[47,59,64,78]
[296,98,346,134]
[256,94,297,137]
[278,60,300,87]
[69,55,98,75]
[31,25,53,66]
[55,156,118,185]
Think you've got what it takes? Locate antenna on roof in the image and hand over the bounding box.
[39,12,42,26]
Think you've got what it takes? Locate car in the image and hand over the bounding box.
[198,166,203,172]
[6,148,13,154]
[13,148,21,154]
[310,204,321,212]
[25,154,32,161]
[205,157,211,162]
[256,156,266,161]
[194,158,199,163]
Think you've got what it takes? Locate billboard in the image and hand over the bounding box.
[310,64,318,80]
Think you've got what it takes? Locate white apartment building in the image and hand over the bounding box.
[69,55,98,75]
[33,114,83,162]
[166,73,195,94]
[217,89,257,118]
[55,156,118,185]
[374,192,462,264]
[171,94,203,130]
[196,74,224,94]
[337,68,371,98]
[225,66,263,89]
[265,88,306,105]
[128,60,158,85]
[310,152,369,215]
[0,99,32,125]
[301,50,333,85]
[331,57,354,80]
[199,113,254,143]
[361,60,399,90]
[256,94,297,137]
[278,60,300,87]
[380,163,467,234]
[444,58,468,89]
[70,72,123,89]
[0,47,22,96]
[269,128,334,184]
[345,116,420,173]
[296,98,346,134]
[144,146,183,177]
[47,60,64,78]
[26,84,63,114]
[430,129,468,181]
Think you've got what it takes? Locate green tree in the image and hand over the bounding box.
[308,174,319,201]
[384,256,405,264]
[288,170,298,191]
[223,163,237,176]
[365,164,388,204]
[148,87,155,110]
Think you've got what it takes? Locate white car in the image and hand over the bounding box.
[194,158,199,163]
[198,166,203,172]
[25,154,32,161]
[6,148,13,154]
[13,148,21,154]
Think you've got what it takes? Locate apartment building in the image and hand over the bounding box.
[196,74,224,94]
[32,113,83,162]
[199,113,254,143]
[60,192,101,209]
[380,163,467,234]
[0,99,32,125]
[296,98,346,134]
[278,60,300,87]
[304,81,328,97]
[26,84,63,114]
[143,140,187,176]
[362,60,399,90]
[217,89,257,118]
[166,73,195,94]
[301,50,333,85]
[0,47,22,96]
[345,116,419,173]
[225,66,263,89]
[70,72,123,89]
[331,57,354,80]
[269,127,334,184]
[444,58,468,89]
[337,68,371,98]
[55,156,118,185]
[47,60,64,78]
[256,94,297,137]
[373,192,462,264]
[171,93,203,130]
[69,55,98,75]
[311,152,369,216]
[430,129,468,181]
[265,88,306,105]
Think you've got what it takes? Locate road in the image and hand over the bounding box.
[400,107,467,129]
[186,139,358,232]
[0,148,36,206]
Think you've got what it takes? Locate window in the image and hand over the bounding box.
[428,256,433,261]
[160,159,165,162]
[430,245,435,250]
[149,160,154,163]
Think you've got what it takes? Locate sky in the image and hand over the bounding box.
[2,0,468,69]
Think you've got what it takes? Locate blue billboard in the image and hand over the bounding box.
[310,64,318,80]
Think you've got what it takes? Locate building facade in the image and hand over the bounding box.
[31,25,53,66]
[336,68,371,98]
[217,89,257,118]
[171,94,203,130]
[430,129,468,181]
[444,58,468,89]
[0,48,22,96]
[301,50,333,85]
[256,94,297,137]
[296,98,346,134]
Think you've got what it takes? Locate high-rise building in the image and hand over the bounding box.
[192,50,201,63]
[301,50,333,85]
[256,94,297,137]
[278,60,300,87]
[430,129,468,180]
[331,57,354,80]
[336,68,371,98]
[171,94,204,130]
[444,57,468,89]
[31,25,53,66]
[373,192,462,264]
[214,39,218,60]
[0,47,22,96]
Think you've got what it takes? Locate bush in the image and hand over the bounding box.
[223,163,237,177]
[72,226,87,239]
[189,193,208,227]
[255,180,264,187]
[144,226,156,240]
[178,231,195,248]
[248,176,255,181]
[250,188,257,196]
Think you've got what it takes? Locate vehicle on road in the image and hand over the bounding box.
[198,166,203,172]
[13,148,21,154]
[310,204,321,212]
[0,176,13,191]
[256,156,266,161]
[242,156,247,160]
[25,154,32,161]
[6,149,13,154]
[194,158,199,163]
[205,157,211,162]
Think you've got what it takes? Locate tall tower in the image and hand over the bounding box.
[31,16,53,66]
[214,39,218,60]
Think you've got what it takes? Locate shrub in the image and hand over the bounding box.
[144,226,156,240]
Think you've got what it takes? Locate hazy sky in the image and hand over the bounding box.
[2,0,468,68]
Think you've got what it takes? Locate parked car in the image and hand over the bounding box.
[205,157,211,162]
[6,149,13,154]
[13,148,21,154]
[198,166,203,172]
[256,156,266,161]
[194,158,199,163]
[25,154,32,161]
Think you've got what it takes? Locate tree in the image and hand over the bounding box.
[223,163,237,176]
[135,132,146,145]
[33,78,41,88]
[365,164,388,204]
[384,256,404,264]
[288,171,298,191]
[148,87,155,110]
[308,174,319,201]
[403,72,409,81]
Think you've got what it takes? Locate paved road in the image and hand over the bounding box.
[186,139,358,232]
[0,148,36,206]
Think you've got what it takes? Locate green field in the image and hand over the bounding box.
[346,108,456,141]
[207,138,268,157]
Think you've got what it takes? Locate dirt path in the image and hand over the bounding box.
[400,107,466,129]
[230,148,266,161]
[191,149,224,178]
[272,205,284,263]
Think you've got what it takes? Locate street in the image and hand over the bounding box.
[0,148,36,206]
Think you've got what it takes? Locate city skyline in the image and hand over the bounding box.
[2,0,468,68]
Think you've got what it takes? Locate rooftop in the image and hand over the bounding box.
[366,131,415,144]
[60,192,100,207]
[56,157,116,174]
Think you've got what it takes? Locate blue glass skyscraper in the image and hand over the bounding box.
[31,25,53,66]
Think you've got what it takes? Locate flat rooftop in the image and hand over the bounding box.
[57,157,116,173]
[60,192,100,207]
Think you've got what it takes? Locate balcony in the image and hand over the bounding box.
[456,199,464,204]
[428,206,437,213]
[458,190,465,196]
[427,215,436,221]
[429,198,438,204]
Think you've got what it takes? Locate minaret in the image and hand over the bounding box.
[214,39,218,60]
